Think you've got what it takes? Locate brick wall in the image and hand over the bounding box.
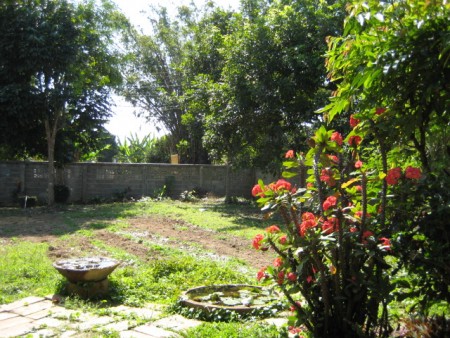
[0,161,263,206]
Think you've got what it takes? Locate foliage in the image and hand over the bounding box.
[180,321,286,338]
[116,133,163,163]
[321,0,449,173]
[203,0,346,169]
[320,0,450,313]
[0,0,126,204]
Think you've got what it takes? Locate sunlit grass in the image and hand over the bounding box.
[0,241,63,303]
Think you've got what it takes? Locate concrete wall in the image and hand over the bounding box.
[0,161,261,206]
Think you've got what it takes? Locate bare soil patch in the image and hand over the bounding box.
[0,211,274,270]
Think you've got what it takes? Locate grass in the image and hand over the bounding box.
[5,198,446,337]
[0,198,287,337]
[0,241,62,303]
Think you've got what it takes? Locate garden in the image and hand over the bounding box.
[0,0,449,337]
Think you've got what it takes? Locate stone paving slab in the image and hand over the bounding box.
[152,314,202,331]
[0,296,288,337]
[133,324,179,337]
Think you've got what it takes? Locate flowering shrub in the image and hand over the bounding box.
[250,126,425,337]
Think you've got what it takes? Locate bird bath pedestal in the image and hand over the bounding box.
[53,257,120,299]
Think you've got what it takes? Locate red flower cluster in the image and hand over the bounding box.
[252,179,297,198]
[273,257,283,267]
[277,271,285,285]
[386,167,402,185]
[362,230,374,244]
[350,114,360,128]
[355,160,363,169]
[323,195,337,211]
[285,149,295,159]
[379,237,391,251]
[266,225,280,233]
[348,135,362,147]
[252,234,264,250]
[405,166,422,180]
[299,212,317,236]
[375,107,386,115]
[251,184,265,197]
[279,235,287,245]
[322,217,339,234]
[287,272,297,282]
[257,266,267,281]
[331,131,343,146]
[320,168,336,187]
[272,179,292,191]
[328,154,339,165]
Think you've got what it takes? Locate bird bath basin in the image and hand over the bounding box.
[180,284,281,315]
[53,257,120,299]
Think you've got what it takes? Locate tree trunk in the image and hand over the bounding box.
[45,117,58,206]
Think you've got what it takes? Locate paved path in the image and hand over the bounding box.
[0,296,288,337]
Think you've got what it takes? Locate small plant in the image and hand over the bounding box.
[180,190,199,202]
[250,125,421,337]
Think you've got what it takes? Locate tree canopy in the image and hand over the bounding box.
[0,0,126,204]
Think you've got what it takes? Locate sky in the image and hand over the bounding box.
[105,0,240,143]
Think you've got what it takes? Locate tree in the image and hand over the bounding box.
[322,0,449,173]
[203,0,346,169]
[0,0,125,204]
[122,3,235,164]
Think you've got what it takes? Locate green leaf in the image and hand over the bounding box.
[282,171,298,179]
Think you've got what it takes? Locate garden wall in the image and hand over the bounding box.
[0,161,274,206]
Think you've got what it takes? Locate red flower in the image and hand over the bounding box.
[266,225,280,233]
[350,226,358,233]
[379,237,391,251]
[322,217,339,234]
[323,195,337,211]
[331,131,343,146]
[320,168,336,187]
[362,230,374,244]
[328,154,339,165]
[299,212,317,236]
[375,107,386,115]
[290,301,302,312]
[287,272,297,282]
[285,149,295,159]
[273,179,292,192]
[355,185,362,192]
[405,166,422,180]
[355,160,363,169]
[348,135,362,147]
[306,275,314,283]
[289,326,303,334]
[251,184,264,197]
[302,212,316,221]
[350,114,360,128]
[307,182,314,189]
[279,235,287,245]
[277,271,285,285]
[252,234,264,250]
[273,257,283,267]
[256,267,267,281]
[386,167,402,185]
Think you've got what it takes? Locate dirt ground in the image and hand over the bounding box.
[0,211,275,270]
